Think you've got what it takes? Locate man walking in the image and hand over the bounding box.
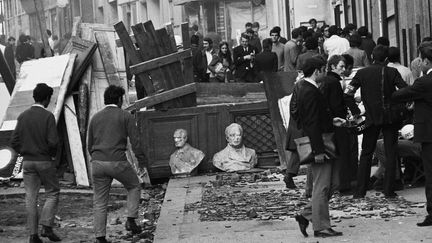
[88,85,145,243]
[11,83,61,243]
[392,41,432,226]
[292,57,343,238]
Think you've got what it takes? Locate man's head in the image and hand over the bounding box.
[33,83,53,108]
[270,27,280,43]
[203,37,213,51]
[104,85,125,107]
[19,34,28,44]
[252,22,260,32]
[302,56,327,81]
[309,18,317,29]
[225,123,243,148]
[304,37,318,51]
[328,25,339,37]
[245,22,253,31]
[388,46,401,63]
[377,36,390,46]
[357,26,368,37]
[191,25,199,32]
[322,25,330,38]
[419,41,432,73]
[291,28,303,44]
[372,45,389,63]
[345,23,357,35]
[191,34,199,46]
[341,54,354,76]
[328,55,346,76]
[240,33,249,48]
[349,34,362,48]
[7,37,16,45]
[173,129,188,148]
[262,38,272,52]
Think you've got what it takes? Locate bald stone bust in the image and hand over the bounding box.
[169,129,205,175]
[212,123,257,172]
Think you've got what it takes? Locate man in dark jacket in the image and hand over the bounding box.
[191,35,205,82]
[16,34,34,64]
[293,57,343,238]
[392,41,432,227]
[344,45,407,198]
[233,33,258,82]
[4,36,16,79]
[255,38,278,73]
[11,83,61,243]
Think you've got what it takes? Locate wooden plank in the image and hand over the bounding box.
[94,31,122,87]
[129,50,192,75]
[53,54,77,122]
[115,35,136,47]
[127,83,197,111]
[261,71,297,170]
[165,23,178,51]
[115,21,155,96]
[64,95,90,186]
[181,22,194,84]
[0,49,15,94]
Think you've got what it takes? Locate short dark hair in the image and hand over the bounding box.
[345,23,357,32]
[33,83,53,103]
[419,41,432,62]
[304,37,318,50]
[328,25,339,36]
[19,34,27,43]
[262,38,272,51]
[342,54,354,67]
[191,25,199,32]
[252,22,260,28]
[349,34,362,47]
[422,37,432,43]
[357,26,368,37]
[377,36,390,46]
[388,47,401,63]
[372,45,389,63]
[327,55,344,71]
[302,56,326,77]
[309,18,317,24]
[203,37,213,46]
[241,33,250,40]
[270,27,280,36]
[291,28,302,39]
[191,34,199,45]
[273,26,282,32]
[8,36,15,41]
[245,22,252,28]
[104,85,125,105]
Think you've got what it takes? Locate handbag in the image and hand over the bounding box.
[380,67,409,124]
[294,133,337,165]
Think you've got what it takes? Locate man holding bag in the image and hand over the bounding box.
[292,57,344,238]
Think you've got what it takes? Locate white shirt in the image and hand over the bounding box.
[388,62,415,85]
[0,44,5,54]
[106,104,118,108]
[304,77,318,88]
[32,104,46,109]
[323,35,350,59]
[205,50,213,74]
[427,68,432,75]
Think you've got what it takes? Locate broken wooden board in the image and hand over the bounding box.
[0,49,15,94]
[62,36,97,94]
[196,83,266,105]
[94,31,123,87]
[129,50,192,75]
[64,95,89,186]
[0,54,76,130]
[262,71,297,169]
[181,22,194,84]
[126,83,197,111]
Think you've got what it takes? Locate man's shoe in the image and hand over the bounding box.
[95,237,110,243]
[314,228,343,238]
[417,216,432,227]
[125,218,142,234]
[283,175,297,189]
[41,226,61,242]
[294,214,309,237]
[29,234,43,243]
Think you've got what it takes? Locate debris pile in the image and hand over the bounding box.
[185,172,419,222]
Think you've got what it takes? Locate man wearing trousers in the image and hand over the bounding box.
[88,85,145,243]
[11,83,61,243]
[292,57,343,238]
[392,41,432,227]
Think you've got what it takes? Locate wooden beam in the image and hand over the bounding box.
[127,83,196,111]
[0,49,15,94]
[129,49,192,75]
[115,35,136,47]
[181,22,194,84]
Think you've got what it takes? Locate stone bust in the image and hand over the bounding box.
[169,129,205,175]
[212,123,257,172]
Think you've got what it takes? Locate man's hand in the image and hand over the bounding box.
[314,153,329,163]
[333,117,347,127]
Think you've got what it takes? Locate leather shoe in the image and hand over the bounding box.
[284,175,297,189]
[314,228,343,238]
[125,218,142,234]
[41,226,61,241]
[29,234,43,243]
[417,216,432,227]
[294,214,309,237]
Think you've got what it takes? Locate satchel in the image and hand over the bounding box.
[294,133,337,165]
[380,67,409,124]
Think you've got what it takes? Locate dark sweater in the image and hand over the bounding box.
[10,106,59,161]
[87,106,145,162]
